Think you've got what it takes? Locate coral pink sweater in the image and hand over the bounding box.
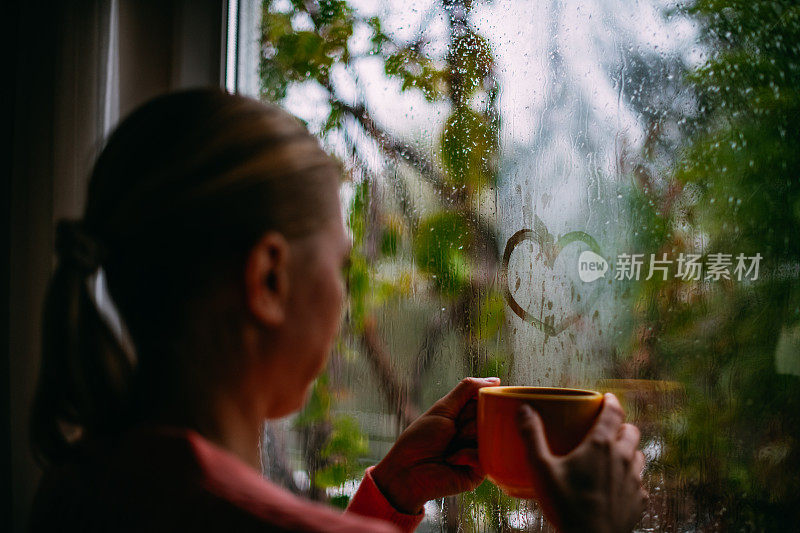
[30,426,424,532]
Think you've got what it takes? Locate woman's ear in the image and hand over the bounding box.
[244,231,290,326]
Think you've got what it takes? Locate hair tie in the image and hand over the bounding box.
[56,220,106,274]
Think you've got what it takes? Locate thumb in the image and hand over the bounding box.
[517,404,554,467]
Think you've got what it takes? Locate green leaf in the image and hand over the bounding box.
[314,415,369,488]
[380,224,401,257]
[384,49,447,101]
[328,494,350,509]
[317,0,349,25]
[367,16,389,54]
[448,30,493,100]
[348,180,369,245]
[294,374,331,427]
[275,31,332,80]
[345,252,370,328]
[470,290,506,340]
[440,107,496,188]
[413,211,473,295]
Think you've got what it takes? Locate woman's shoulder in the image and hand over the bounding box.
[179,427,400,532]
[29,426,399,533]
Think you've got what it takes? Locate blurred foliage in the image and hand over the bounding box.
[294,373,333,428]
[315,415,370,488]
[414,211,474,295]
[295,374,369,494]
[458,480,516,530]
[623,0,800,528]
[260,0,353,99]
[441,107,497,188]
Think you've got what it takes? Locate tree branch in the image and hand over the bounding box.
[360,317,419,428]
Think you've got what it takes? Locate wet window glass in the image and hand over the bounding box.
[251,0,800,529]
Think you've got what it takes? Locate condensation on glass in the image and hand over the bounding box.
[248,0,800,530]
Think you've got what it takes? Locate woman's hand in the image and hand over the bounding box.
[371,377,501,514]
[517,393,648,533]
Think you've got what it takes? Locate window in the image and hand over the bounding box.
[233,0,800,529]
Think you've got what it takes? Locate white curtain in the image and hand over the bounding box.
[234,0,263,97]
[53,0,120,221]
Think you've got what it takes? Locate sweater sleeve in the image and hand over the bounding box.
[345,466,425,533]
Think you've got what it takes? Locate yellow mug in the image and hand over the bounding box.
[478,386,604,498]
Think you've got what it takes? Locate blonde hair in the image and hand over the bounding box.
[31,89,342,465]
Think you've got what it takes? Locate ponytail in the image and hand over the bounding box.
[31,220,135,465]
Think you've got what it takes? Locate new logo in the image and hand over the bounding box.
[578,250,608,282]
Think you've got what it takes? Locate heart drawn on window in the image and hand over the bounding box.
[500,217,607,337]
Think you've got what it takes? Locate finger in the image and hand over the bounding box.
[446,448,481,471]
[427,377,501,420]
[588,393,625,443]
[517,404,554,466]
[617,423,641,459]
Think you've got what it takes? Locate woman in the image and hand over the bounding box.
[29,89,647,532]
